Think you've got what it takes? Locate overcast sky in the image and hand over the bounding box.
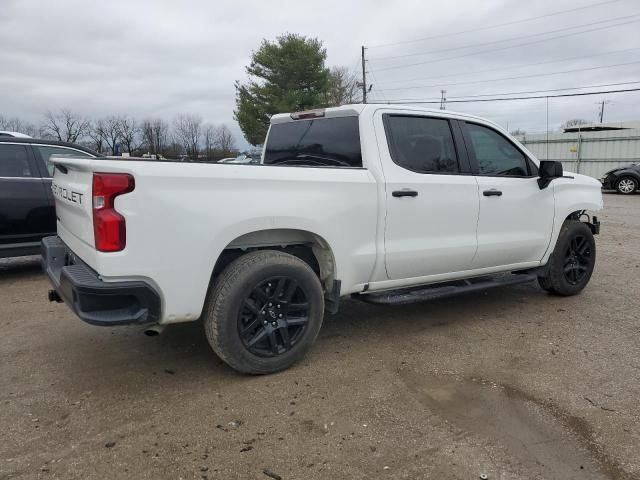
[2,0,639,147]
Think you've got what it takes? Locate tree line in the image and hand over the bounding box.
[0,111,237,160]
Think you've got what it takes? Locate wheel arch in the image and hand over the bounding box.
[615,169,640,181]
[541,176,603,265]
[211,228,338,294]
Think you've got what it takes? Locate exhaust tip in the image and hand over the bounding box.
[144,324,166,337]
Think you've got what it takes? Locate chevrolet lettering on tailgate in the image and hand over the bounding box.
[52,183,84,205]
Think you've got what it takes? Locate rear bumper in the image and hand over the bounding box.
[41,236,161,326]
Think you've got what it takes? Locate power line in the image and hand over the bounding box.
[379,81,640,102]
[375,87,640,104]
[372,17,640,72]
[370,13,639,61]
[367,0,621,49]
[372,47,640,86]
[374,60,640,92]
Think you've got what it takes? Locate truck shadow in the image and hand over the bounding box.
[49,282,546,389]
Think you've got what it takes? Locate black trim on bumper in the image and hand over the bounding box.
[41,236,161,326]
[601,176,615,190]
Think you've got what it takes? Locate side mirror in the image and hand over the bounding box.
[538,160,563,189]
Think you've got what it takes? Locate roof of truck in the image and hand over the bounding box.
[270,103,492,126]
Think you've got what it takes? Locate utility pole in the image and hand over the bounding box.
[361,45,367,104]
[597,99,611,123]
[440,90,447,110]
[599,100,605,123]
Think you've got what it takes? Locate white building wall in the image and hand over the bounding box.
[514,129,640,179]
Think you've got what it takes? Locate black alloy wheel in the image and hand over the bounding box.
[238,276,310,357]
[203,250,324,374]
[563,235,593,285]
[538,220,596,296]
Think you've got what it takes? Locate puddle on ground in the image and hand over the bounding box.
[399,370,618,480]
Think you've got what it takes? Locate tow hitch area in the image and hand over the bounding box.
[354,272,539,305]
[47,290,63,303]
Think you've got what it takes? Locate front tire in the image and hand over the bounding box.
[538,220,596,296]
[616,176,637,194]
[203,250,324,374]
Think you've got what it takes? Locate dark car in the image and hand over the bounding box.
[0,138,97,258]
[601,163,640,194]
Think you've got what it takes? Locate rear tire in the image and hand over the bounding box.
[616,176,637,194]
[538,220,596,296]
[203,250,324,374]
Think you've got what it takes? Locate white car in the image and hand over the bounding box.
[0,131,32,138]
[219,155,260,164]
[42,104,602,374]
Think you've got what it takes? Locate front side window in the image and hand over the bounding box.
[35,145,92,176]
[0,144,35,178]
[384,115,459,174]
[466,123,530,177]
[264,116,362,168]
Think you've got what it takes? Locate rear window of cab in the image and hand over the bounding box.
[263,116,362,168]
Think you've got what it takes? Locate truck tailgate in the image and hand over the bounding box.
[50,158,95,248]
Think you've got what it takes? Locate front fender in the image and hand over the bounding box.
[541,173,603,264]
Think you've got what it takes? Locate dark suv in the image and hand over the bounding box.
[0,138,97,258]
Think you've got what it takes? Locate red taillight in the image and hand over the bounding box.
[92,173,134,252]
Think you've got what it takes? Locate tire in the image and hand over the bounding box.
[616,176,638,195]
[203,250,324,374]
[537,220,596,296]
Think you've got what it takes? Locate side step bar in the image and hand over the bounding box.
[354,271,540,306]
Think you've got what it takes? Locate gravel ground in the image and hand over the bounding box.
[1,193,639,480]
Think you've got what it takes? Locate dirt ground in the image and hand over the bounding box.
[1,194,639,480]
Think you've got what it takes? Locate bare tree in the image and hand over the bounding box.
[41,109,91,142]
[203,124,216,161]
[88,119,106,153]
[510,128,527,136]
[141,118,169,157]
[116,116,139,154]
[141,120,154,153]
[213,124,235,156]
[0,115,38,137]
[325,66,361,107]
[174,114,202,159]
[98,116,121,155]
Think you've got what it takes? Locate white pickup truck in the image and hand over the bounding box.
[43,104,602,374]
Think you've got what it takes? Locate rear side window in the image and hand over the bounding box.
[384,115,459,174]
[35,145,93,177]
[0,144,35,178]
[466,123,530,177]
[264,116,362,168]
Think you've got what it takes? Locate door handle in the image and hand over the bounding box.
[483,189,502,197]
[392,190,418,198]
